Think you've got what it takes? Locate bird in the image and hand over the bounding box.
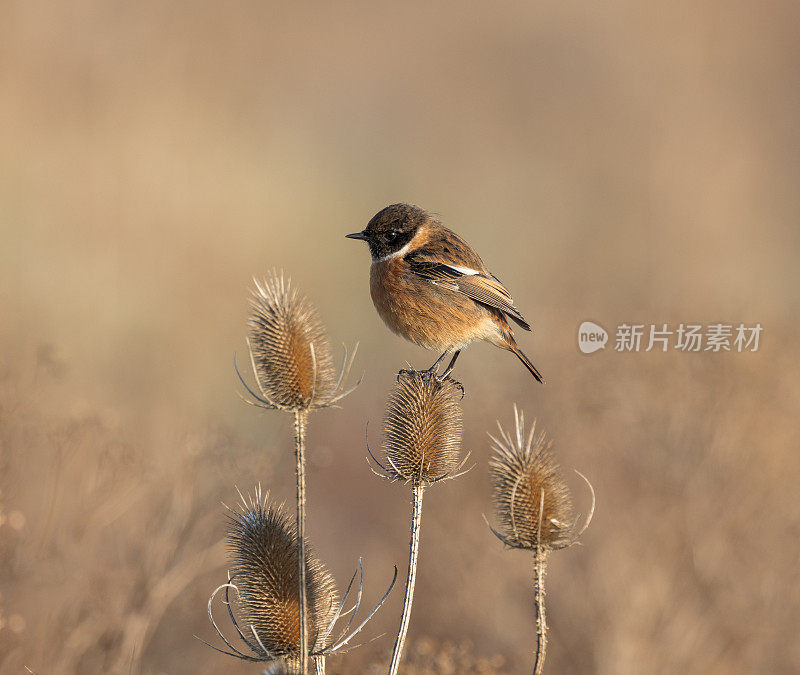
[346,203,544,383]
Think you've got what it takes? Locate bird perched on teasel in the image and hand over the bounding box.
[347,203,544,382]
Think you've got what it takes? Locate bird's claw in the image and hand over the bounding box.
[396,368,465,398]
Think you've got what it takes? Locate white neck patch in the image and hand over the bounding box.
[371,237,414,264]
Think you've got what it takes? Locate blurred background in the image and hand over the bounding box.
[1,1,799,673]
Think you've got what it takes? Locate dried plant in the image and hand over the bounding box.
[235,272,358,673]
[227,488,338,659]
[244,274,357,412]
[200,488,397,674]
[487,406,594,675]
[489,410,575,551]
[373,370,466,487]
[368,370,469,675]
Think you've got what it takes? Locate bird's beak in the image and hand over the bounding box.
[346,231,367,240]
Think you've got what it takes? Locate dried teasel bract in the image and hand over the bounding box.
[200,488,397,668]
[239,273,358,411]
[371,370,468,487]
[488,406,594,552]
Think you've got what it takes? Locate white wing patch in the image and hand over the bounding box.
[443,264,481,276]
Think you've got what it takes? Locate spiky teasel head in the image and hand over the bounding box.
[225,488,339,662]
[488,406,594,552]
[240,273,357,411]
[371,370,467,487]
[202,488,398,667]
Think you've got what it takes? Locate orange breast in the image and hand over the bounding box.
[369,258,500,351]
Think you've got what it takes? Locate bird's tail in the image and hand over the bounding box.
[508,342,545,384]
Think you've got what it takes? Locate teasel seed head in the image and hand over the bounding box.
[488,406,594,552]
[372,370,466,487]
[201,489,398,667]
[226,488,339,661]
[241,273,357,411]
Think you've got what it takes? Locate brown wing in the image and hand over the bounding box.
[405,228,532,331]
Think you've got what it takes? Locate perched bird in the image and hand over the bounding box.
[346,203,544,383]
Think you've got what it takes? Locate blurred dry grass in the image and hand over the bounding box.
[1,1,799,672]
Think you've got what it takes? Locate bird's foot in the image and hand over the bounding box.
[395,367,465,397]
[450,379,466,399]
[397,368,416,382]
[397,366,438,381]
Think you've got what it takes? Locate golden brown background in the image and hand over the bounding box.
[2,1,799,673]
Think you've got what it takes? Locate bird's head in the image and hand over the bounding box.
[346,203,429,260]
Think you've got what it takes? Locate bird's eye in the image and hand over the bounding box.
[386,230,399,241]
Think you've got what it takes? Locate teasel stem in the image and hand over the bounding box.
[531,488,548,675]
[294,409,310,674]
[389,485,424,675]
[532,550,548,675]
[313,655,325,674]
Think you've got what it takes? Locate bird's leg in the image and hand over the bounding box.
[425,351,449,374]
[441,350,461,377]
[397,351,452,382]
[440,351,465,396]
